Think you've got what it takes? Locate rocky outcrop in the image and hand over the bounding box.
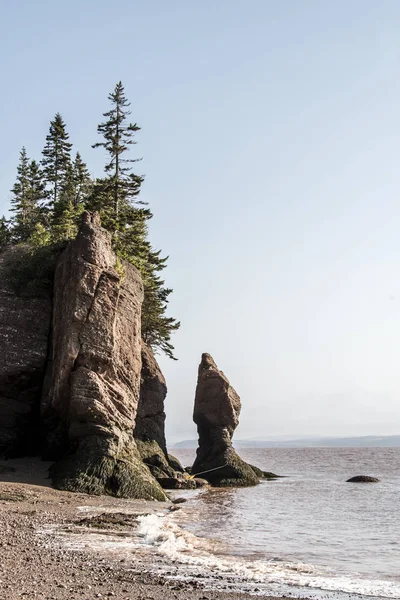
[0,247,52,456]
[346,475,380,483]
[42,213,165,500]
[135,341,185,484]
[192,353,259,487]
[135,342,168,453]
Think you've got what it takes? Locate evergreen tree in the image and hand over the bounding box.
[27,160,47,218]
[0,217,11,249]
[92,81,143,226]
[51,163,83,243]
[11,149,45,241]
[41,113,72,207]
[115,205,180,359]
[90,82,180,359]
[72,152,92,207]
[10,147,30,239]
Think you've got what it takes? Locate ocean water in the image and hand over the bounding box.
[51,447,400,599]
[163,447,400,599]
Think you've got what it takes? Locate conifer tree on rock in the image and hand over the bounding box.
[10,147,30,240]
[11,149,46,242]
[51,163,84,243]
[90,82,180,359]
[27,160,47,212]
[72,152,92,207]
[0,217,11,249]
[92,81,143,223]
[41,113,72,208]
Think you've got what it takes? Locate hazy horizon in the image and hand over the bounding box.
[2,1,400,442]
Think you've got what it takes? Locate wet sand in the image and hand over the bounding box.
[0,458,296,600]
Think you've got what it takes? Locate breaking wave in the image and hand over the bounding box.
[133,513,400,599]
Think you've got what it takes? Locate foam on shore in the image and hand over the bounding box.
[42,506,400,600]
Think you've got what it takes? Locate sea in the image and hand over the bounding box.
[141,447,400,599]
[56,447,400,600]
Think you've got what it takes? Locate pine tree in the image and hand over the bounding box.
[0,217,11,249]
[51,163,83,243]
[72,152,92,207]
[10,147,30,239]
[115,205,181,359]
[11,149,45,241]
[90,82,180,359]
[41,113,72,207]
[27,160,47,217]
[92,81,143,226]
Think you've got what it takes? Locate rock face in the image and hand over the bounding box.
[134,341,185,484]
[42,213,165,500]
[135,341,168,454]
[192,353,259,487]
[347,475,380,483]
[0,248,51,456]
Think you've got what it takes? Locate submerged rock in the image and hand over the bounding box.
[346,475,380,483]
[0,247,52,456]
[192,353,259,487]
[249,464,280,480]
[42,212,165,500]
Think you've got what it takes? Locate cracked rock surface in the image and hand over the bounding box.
[0,247,51,456]
[42,213,165,500]
[192,354,259,487]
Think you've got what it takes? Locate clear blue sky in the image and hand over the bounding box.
[2,1,400,442]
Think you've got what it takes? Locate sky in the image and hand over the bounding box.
[1,1,400,443]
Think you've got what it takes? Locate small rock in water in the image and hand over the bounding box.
[346,475,380,483]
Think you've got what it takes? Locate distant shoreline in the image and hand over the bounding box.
[173,434,400,449]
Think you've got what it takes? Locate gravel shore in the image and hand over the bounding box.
[0,458,294,600]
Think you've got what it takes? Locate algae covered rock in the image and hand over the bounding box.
[136,439,176,479]
[43,212,166,500]
[249,464,279,480]
[167,453,185,473]
[192,353,259,487]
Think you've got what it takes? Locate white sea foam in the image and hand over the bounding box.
[132,513,400,599]
[136,513,197,554]
[41,502,400,599]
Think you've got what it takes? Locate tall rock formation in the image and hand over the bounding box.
[192,353,259,487]
[42,213,165,500]
[135,341,168,453]
[135,341,184,479]
[0,247,51,456]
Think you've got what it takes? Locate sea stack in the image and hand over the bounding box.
[134,340,185,480]
[41,212,166,500]
[192,353,259,486]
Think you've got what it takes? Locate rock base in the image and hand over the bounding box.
[193,444,259,487]
[51,438,166,500]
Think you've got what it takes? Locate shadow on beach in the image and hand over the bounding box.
[0,456,53,488]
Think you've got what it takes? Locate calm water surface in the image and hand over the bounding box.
[170,447,400,598]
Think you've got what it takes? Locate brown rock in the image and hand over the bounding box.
[192,353,259,487]
[157,477,197,490]
[135,342,167,454]
[135,342,184,476]
[43,213,165,500]
[0,247,52,456]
